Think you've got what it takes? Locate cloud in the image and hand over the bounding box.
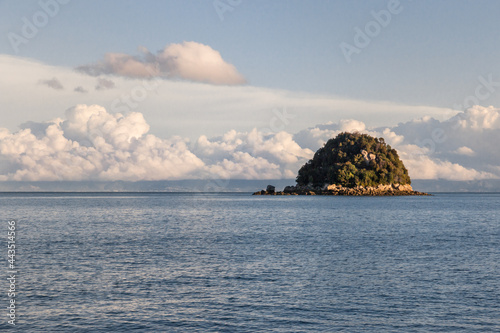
[76,41,246,85]
[207,152,283,180]
[453,146,475,156]
[0,104,311,181]
[338,119,366,132]
[193,128,314,179]
[95,78,115,90]
[389,105,500,170]
[39,77,63,90]
[0,105,204,181]
[402,153,494,181]
[3,56,498,183]
[74,86,88,93]
[0,55,456,139]
[293,119,377,151]
[390,141,495,181]
[448,105,500,130]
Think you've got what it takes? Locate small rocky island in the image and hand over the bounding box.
[254,132,430,196]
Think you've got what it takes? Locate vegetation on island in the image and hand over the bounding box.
[296,132,411,188]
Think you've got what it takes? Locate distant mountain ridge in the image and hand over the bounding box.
[1,179,500,192]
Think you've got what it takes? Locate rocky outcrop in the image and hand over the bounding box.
[253,183,430,196]
[266,185,276,193]
[361,149,377,165]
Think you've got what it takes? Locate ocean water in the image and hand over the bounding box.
[0,192,499,332]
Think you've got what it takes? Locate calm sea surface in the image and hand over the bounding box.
[0,192,499,332]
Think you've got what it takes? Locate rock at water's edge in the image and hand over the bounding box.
[253,183,430,196]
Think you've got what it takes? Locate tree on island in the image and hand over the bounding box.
[296,132,411,188]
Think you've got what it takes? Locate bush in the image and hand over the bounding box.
[296,132,411,187]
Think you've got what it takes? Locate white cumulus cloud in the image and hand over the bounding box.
[193,128,314,179]
[453,146,475,156]
[0,104,312,181]
[0,105,204,181]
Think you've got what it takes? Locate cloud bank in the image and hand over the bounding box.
[0,104,499,182]
[0,55,456,140]
[76,42,246,85]
[0,105,309,181]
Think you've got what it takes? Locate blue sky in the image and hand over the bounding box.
[1,0,500,183]
[2,0,500,107]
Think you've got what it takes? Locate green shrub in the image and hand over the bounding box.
[296,132,411,187]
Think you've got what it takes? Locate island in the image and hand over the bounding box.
[253,132,430,196]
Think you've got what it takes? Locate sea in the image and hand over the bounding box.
[0,192,499,332]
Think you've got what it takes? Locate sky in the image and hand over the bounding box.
[1,0,500,185]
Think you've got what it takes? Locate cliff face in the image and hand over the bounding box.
[296,132,411,188]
